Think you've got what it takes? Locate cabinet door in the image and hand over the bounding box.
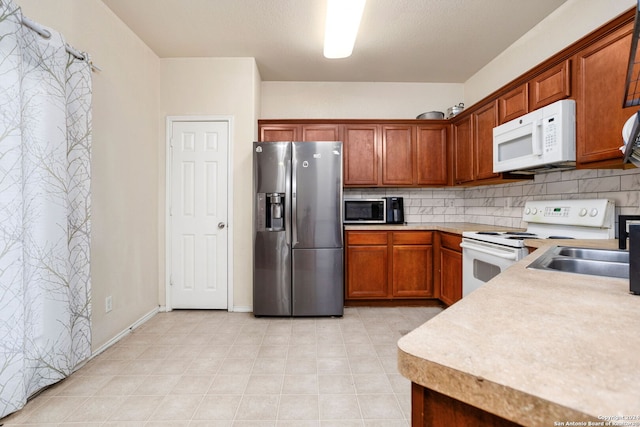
[453,116,474,184]
[302,124,342,142]
[260,124,300,142]
[382,125,415,186]
[439,247,462,306]
[416,125,448,185]
[392,244,433,298]
[575,24,635,166]
[344,125,380,186]
[529,60,571,111]
[498,84,528,124]
[346,245,388,298]
[473,101,500,181]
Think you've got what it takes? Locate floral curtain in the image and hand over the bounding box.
[0,0,92,418]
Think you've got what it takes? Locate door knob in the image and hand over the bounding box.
[218,222,226,229]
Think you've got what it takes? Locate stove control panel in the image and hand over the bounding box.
[522,199,614,228]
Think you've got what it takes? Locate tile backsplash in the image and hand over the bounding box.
[344,168,640,235]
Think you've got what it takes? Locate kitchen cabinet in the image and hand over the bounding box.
[343,124,380,186]
[411,384,521,427]
[574,23,636,167]
[382,125,415,186]
[260,124,300,142]
[436,232,462,306]
[497,84,528,124]
[345,230,435,302]
[529,60,571,111]
[473,101,500,181]
[453,115,474,184]
[345,231,388,299]
[416,125,449,185]
[301,124,342,142]
[391,232,434,298]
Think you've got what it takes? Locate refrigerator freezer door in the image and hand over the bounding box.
[292,142,343,249]
[253,142,292,316]
[253,231,292,316]
[292,248,344,316]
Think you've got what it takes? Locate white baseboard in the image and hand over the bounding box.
[232,305,253,313]
[90,306,160,359]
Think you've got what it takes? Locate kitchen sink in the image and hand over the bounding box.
[527,246,629,279]
[555,247,629,263]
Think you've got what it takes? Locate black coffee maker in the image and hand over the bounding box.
[385,197,404,224]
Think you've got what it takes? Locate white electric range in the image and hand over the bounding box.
[460,199,615,297]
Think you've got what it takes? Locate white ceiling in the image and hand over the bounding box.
[100,0,568,83]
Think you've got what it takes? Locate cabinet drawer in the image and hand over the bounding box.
[392,231,433,245]
[440,232,462,252]
[347,231,388,245]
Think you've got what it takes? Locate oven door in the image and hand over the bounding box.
[460,238,527,297]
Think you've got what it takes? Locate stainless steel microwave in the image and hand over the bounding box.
[343,199,386,224]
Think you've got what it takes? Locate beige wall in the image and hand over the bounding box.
[261,82,464,119]
[17,0,161,350]
[464,0,636,105]
[159,58,261,311]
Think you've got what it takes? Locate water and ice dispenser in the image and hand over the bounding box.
[256,192,286,231]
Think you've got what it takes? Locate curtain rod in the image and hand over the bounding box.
[20,16,102,72]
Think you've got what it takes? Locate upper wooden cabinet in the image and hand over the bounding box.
[382,125,415,186]
[343,124,380,186]
[416,125,448,185]
[453,116,474,185]
[574,24,636,167]
[530,60,571,111]
[301,124,342,142]
[473,101,500,181]
[498,85,529,124]
[260,124,300,142]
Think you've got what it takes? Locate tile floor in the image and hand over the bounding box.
[1,306,442,426]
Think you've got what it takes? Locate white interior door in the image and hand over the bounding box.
[169,120,228,309]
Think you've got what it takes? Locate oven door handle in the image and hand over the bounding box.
[460,242,519,260]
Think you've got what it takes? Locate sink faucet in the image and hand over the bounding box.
[618,215,640,249]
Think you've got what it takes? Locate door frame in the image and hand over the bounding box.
[165,115,234,312]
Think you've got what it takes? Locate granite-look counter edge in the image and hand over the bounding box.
[398,240,639,426]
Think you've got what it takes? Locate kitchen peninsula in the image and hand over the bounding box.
[398,240,639,426]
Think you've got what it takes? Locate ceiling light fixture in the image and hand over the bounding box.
[323,0,366,59]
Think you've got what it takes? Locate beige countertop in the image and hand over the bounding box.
[398,240,639,426]
[344,222,522,235]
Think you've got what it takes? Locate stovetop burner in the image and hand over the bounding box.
[505,236,540,240]
[476,231,500,235]
[547,236,575,239]
[504,232,537,236]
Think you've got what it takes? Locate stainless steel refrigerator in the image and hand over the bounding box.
[253,141,343,317]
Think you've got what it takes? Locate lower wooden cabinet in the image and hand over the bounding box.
[345,230,435,302]
[392,232,434,298]
[435,232,463,306]
[411,383,521,427]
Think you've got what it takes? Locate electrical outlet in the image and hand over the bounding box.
[105,296,112,313]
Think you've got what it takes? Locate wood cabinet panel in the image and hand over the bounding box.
[301,124,342,142]
[260,124,300,142]
[439,232,462,252]
[473,101,499,181]
[392,231,433,245]
[530,60,571,110]
[346,245,388,299]
[412,383,521,427]
[382,125,415,186]
[347,231,388,245]
[498,85,528,124]
[575,24,635,165]
[416,125,448,185]
[439,246,462,306]
[453,116,474,184]
[392,245,434,298]
[344,124,380,186]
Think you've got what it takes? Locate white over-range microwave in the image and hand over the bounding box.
[493,99,576,174]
